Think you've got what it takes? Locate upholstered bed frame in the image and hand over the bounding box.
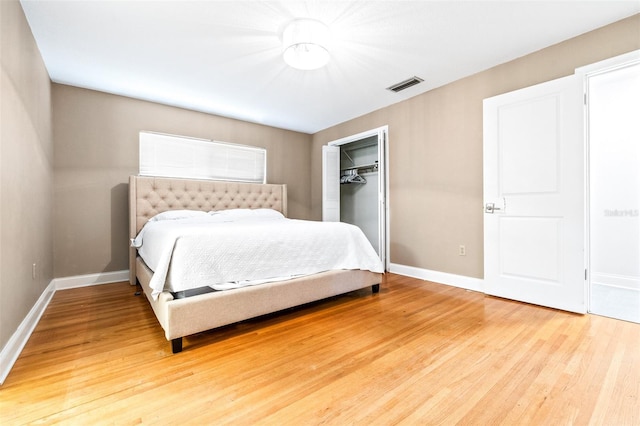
[129,175,382,353]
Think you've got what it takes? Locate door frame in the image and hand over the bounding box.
[327,126,390,270]
[576,49,640,318]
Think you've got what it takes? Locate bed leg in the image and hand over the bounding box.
[372,284,380,294]
[171,338,183,354]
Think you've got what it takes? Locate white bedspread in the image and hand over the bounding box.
[133,210,383,299]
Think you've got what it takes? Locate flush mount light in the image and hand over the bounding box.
[282,19,330,70]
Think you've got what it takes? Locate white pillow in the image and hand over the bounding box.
[208,208,284,220]
[250,208,285,219]
[148,210,208,222]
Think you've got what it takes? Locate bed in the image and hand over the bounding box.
[129,175,383,353]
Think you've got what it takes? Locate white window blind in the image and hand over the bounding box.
[139,132,266,183]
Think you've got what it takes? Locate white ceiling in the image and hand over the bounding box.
[20,1,640,134]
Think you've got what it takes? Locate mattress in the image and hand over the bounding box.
[132,208,384,299]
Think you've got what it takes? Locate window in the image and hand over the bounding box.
[139,132,266,183]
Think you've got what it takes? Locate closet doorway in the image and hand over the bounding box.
[322,126,389,270]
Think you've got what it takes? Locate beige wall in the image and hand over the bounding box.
[52,85,312,278]
[311,14,640,279]
[0,0,54,350]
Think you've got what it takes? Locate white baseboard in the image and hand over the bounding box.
[53,269,130,290]
[389,263,484,293]
[0,269,129,385]
[0,280,55,385]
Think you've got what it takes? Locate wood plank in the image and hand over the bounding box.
[0,274,638,424]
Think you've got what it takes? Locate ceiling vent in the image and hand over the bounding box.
[386,76,424,93]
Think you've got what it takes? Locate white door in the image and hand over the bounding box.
[322,145,340,222]
[483,75,585,313]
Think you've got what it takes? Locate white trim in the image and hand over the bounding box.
[327,125,389,147]
[389,263,484,293]
[575,49,640,77]
[53,270,130,290]
[0,270,130,385]
[0,280,55,385]
[577,50,640,319]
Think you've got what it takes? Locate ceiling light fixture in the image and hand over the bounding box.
[282,19,330,71]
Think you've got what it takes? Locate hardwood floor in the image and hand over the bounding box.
[1,273,638,425]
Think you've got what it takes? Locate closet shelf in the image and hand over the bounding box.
[340,162,379,173]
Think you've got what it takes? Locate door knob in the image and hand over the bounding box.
[485,202,501,213]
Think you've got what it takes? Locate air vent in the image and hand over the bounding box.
[386,76,424,93]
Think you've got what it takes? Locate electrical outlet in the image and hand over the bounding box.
[459,245,466,256]
[32,263,37,279]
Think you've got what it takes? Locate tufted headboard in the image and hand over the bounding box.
[128,175,287,285]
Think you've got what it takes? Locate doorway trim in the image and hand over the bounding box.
[576,49,640,320]
[327,126,390,270]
